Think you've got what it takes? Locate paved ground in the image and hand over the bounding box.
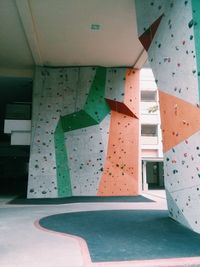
[40,209,200,262]
[1,190,200,267]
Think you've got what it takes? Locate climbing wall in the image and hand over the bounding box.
[135,0,200,232]
[28,66,140,198]
[65,115,110,196]
[135,0,167,37]
[28,67,68,198]
[98,68,140,196]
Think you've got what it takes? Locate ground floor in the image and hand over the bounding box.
[1,190,200,267]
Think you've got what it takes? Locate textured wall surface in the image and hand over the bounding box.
[98,69,140,196]
[64,115,110,196]
[136,0,200,232]
[28,67,139,198]
[135,0,167,37]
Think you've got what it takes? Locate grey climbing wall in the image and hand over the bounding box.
[28,66,109,198]
[65,114,110,196]
[28,66,140,198]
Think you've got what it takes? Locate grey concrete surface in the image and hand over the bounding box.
[0,191,168,267]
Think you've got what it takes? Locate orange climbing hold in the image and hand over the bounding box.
[159,91,200,152]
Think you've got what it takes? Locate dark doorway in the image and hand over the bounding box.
[146,161,164,189]
[0,77,32,196]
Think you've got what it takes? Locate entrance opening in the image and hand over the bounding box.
[142,160,164,191]
[143,161,164,190]
[0,77,32,199]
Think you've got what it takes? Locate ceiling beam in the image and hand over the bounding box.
[0,68,33,78]
[15,0,43,65]
[133,49,148,69]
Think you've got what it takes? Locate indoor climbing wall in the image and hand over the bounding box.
[28,66,140,198]
[135,0,200,232]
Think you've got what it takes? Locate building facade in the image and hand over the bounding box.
[140,68,163,191]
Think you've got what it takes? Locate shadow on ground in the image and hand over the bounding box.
[39,210,200,262]
[9,195,154,205]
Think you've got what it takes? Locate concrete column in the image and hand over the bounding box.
[142,161,148,191]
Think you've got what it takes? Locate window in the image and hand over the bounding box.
[6,103,31,120]
[141,124,157,136]
[141,91,157,102]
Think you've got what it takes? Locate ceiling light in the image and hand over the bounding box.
[91,24,101,30]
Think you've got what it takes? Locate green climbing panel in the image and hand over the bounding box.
[84,67,110,122]
[54,67,110,197]
[61,110,98,132]
[54,119,72,197]
[61,67,110,131]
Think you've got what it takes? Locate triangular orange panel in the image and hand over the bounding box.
[159,91,200,152]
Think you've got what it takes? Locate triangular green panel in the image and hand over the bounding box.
[61,110,98,132]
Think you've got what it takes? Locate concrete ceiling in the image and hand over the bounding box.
[0,0,146,78]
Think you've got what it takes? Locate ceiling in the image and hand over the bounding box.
[0,0,146,78]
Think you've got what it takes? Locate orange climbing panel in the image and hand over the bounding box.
[159,90,200,152]
[97,110,139,196]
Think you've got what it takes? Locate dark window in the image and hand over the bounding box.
[5,103,31,120]
[141,91,157,102]
[141,124,157,136]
